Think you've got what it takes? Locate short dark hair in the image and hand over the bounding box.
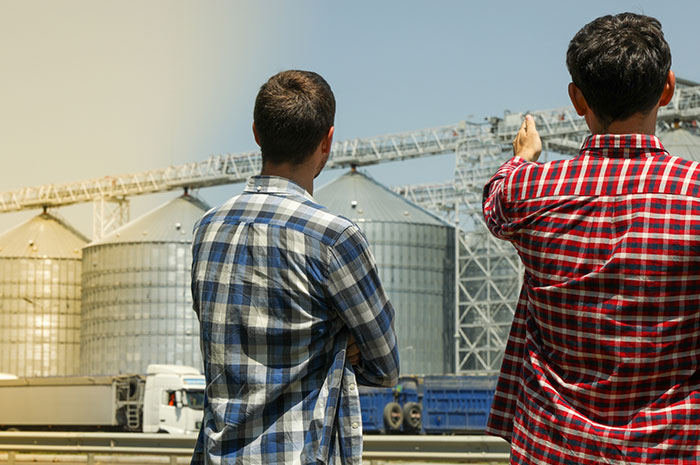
[253,70,335,165]
[566,13,671,126]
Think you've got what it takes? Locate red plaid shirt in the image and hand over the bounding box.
[483,134,700,464]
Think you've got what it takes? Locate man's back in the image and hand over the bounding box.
[191,175,398,464]
[484,134,700,463]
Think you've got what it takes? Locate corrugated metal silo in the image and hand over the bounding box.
[315,170,455,375]
[0,212,87,377]
[659,127,700,162]
[81,195,209,375]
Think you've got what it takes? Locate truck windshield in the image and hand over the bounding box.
[185,390,204,410]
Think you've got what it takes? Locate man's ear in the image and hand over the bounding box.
[314,127,335,179]
[252,122,262,147]
[568,82,588,116]
[321,126,335,154]
[659,70,676,107]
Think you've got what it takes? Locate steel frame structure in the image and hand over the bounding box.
[3,82,700,374]
[396,81,700,373]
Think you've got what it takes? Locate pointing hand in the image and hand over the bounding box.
[513,115,542,162]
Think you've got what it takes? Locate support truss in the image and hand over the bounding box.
[452,141,525,374]
[0,123,485,215]
[92,197,130,240]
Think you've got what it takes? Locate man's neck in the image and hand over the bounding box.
[588,110,659,135]
[260,163,315,195]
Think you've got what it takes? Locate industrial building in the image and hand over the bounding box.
[0,81,699,377]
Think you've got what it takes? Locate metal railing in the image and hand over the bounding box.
[0,432,510,463]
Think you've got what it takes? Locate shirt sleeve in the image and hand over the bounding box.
[482,156,530,240]
[189,422,205,465]
[485,285,528,442]
[326,224,400,387]
[190,220,203,319]
[482,158,532,441]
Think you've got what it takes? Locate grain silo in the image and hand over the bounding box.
[0,212,87,377]
[80,195,209,375]
[659,127,700,161]
[315,170,455,375]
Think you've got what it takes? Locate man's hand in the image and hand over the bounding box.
[346,334,360,366]
[513,114,542,162]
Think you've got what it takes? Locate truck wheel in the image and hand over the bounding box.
[402,402,422,432]
[383,402,403,432]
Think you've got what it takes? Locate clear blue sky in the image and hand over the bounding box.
[1,0,699,236]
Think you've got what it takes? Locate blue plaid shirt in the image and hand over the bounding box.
[190,175,399,465]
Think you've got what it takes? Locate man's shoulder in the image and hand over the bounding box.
[506,142,700,202]
[194,192,360,247]
[292,198,361,245]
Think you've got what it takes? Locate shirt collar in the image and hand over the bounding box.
[244,175,316,202]
[580,134,668,159]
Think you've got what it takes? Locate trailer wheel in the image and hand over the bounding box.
[402,402,422,432]
[383,402,403,431]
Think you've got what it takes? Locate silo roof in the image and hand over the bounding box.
[0,212,88,259]
[659,128,700,162]
[315,170,448,226]
[89,195,210,246]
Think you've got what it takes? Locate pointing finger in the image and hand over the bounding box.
[519,117,528,134]
[525,114,537,134]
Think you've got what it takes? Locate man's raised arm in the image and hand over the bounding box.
[482,115,542,239]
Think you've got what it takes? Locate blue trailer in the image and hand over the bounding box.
[359,377,421,434]
[358,375,497,434]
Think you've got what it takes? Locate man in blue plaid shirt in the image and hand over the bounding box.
[190,70,400,464]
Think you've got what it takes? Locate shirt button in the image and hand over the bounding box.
[256,186,262,192]
[348,384,356,391]
[351,422,359,429]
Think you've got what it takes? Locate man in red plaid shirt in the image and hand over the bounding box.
[483,13,700,464]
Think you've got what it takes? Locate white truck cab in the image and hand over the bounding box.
[142,364,205,434]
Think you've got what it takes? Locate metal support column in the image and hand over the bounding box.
[453,142,523,374]
[92,197,130,240]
